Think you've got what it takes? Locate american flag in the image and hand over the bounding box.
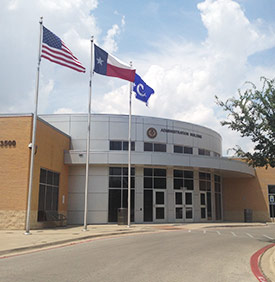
[41,26,86,73]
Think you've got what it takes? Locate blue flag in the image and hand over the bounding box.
[133,74,154,105]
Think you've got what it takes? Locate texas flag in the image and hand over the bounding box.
[94,44,136,82]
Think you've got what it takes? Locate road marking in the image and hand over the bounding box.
[216,231,221,235]
[188,230,191,233]
[231,231,237,237]
[203,230,206,234]
[246,233,254,238]
[263,235,274,240]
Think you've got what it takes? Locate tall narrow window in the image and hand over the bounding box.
[38,168,60,221]
[215,175,222,220]
[108,167,135,223]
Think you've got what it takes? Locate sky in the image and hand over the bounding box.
[1,0,275,156]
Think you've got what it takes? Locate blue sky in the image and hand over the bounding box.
[1,0,275,155]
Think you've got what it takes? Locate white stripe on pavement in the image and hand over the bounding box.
[231,231,237,237]
[263,235,274,240]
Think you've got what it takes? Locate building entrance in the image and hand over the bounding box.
[175,190,193,222]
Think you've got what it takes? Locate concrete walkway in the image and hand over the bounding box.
[0,222,274,281]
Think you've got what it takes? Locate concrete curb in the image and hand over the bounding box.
[0,229,153,257]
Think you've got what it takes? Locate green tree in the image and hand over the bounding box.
[216,77,275,168]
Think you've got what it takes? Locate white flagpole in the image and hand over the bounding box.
[83,36,94,231]
[127,62,133,228]
[25,17,43,235]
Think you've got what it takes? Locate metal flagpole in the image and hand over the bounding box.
[25,17,43,235]
[127,62,133,228]
[83,36,94,231]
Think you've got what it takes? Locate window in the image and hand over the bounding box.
[174,145,193,154]
[173,169,194,190]
[144,168,166,189]
[110,141,135,151]
[268,185,275,218]
[213,152,221,158]
[38,168,60,221]
[144,142,166,152]
[199,172,212,219]
[215,175,222,220]
[108,167,135,222]
[198,148,211,156]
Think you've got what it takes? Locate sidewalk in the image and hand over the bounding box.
[0,222,267,257]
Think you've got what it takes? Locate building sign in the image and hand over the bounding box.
[147,128,158,139]
[269,195,275,204]
[0,140,16,147]
[160,128,202,139]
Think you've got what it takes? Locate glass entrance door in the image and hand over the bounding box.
[175,191,193,222]
[154,190,166,222]
[200,192,207,220]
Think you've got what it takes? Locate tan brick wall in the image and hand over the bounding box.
[0,116,70,229]
[0,116,32,229]
[29,118,70,229]
[223,166,275,222]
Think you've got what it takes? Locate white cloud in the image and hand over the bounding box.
[92,0,275,155]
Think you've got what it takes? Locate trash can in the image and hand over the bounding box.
[117,208,128,225]
[244,209,253,222]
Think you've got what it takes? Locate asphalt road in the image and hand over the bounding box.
[1,225,275,282]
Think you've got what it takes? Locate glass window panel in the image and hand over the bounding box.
[144,142,153,151]
[110,141,122,150]
[144,190,153,222]
[156,192,164,204]
[174,169,183,178]
[174,179,183,189]
[176,208,183,219]
[154,177,166,189]
[109,176,121,188]
[108,189,121,222]
[122,167,135,176]
[123,176,128,188]
[201,207,206,218]
[215,183,221,192]
[184,171,193,179]
[38,185,45,211]
[144,177,153,189]
[47,171,53,185]
[200,193,206,205]
[198,148,204,155]
[185,193,192,205]
[109,167,121,176]
[46,188,52,210]
[174,145,183,153]
[154,169,166,177]
[144,168,152,176]
[52,187,58,211]
[131,177,135,188]
[206,181,211,191]
[199,180,207,191]
[184,147,193,154]
[53,173,60,186]
[122,141,128,151]
[186,208,193,219]
[154,143,166,152]
[268,185,275,194]
[199,172,206,179]
[215,175,221,183]
[40,169,47,184]
[156,207,165,219]
[215,193,222,220]
[175,192,182,205]
[207,192,212,219]
[122,141,135,151]
[184,179,194,190]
